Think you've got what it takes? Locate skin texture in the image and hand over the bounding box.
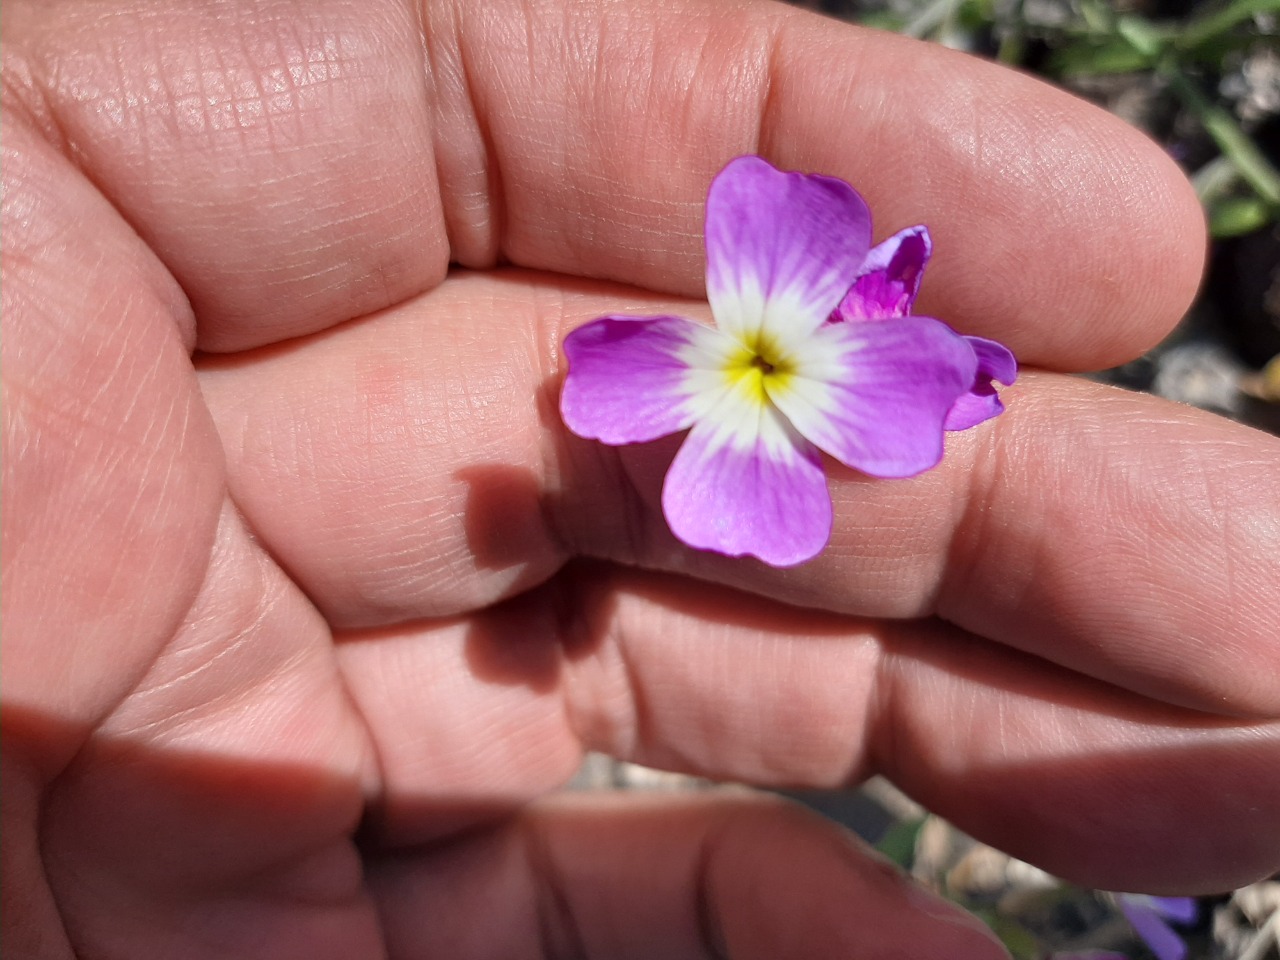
[3,0,1278,958]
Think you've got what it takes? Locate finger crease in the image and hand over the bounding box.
[520,818,589,960]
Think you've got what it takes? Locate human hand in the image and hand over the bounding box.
[4,1,1277,958]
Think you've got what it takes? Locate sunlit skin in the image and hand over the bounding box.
[3,1,1279,959]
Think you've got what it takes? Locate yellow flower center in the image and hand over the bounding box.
[725,333,796,406]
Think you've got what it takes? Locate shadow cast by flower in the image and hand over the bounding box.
[560,156,1016,567]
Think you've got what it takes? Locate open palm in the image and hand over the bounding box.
[4,1,1278,958]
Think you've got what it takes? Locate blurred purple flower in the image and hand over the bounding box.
[1117,894,1198,960]
[561,156,990,566]
[830,224,1018,431]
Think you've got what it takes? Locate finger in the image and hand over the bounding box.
[36,502,379,960]
[368,792,1008,960]
[1,104,223,766]
[199,271,1280,716]
[13,0,1200,363]
[339,564,1280,892]
[869,618,1280,894]
[570,573,1280,892]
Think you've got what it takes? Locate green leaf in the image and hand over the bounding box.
[857,11,906,31]
[875,817,924,868]
[1050,37,1156,75]
[1209,196,1278,237]
[972,909,1043,960]
[1177,0,1280,51]
[1116,14,1167,58]
[1164,67,1280,207]
[957,0,993,31]
[997,30,1027,66]
[1079,0,1115,33]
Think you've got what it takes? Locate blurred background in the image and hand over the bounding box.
[576,3,1280,957]
[801,0,1280,438]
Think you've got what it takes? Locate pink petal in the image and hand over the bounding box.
[661,406,831,567]
[766,317,977,478]
[944,336,1019,431]
[1119,898,1189,960]
[834,225,932,321]
[704,156,872,346]
[943,392,1004,432]
[1150,898,1198,925]
[561,314,731,444]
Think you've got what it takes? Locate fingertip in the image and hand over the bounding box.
[949,87,1209,371]
[701,795,1013,960]
[1059,107,1208,367]
[533,793,1013,960]
[762,15,1208,371]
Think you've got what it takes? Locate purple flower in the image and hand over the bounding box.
[560,156,994,567]
[1116,894,1197,960]
[830,225,1018,431]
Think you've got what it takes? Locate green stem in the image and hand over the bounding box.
[903,0,960,39]
[1163,65,1280,208]
[996,29,1025,65]
[1191,155,1241,205]
[1177,0,1280,51]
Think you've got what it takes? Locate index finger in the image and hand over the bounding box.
[9,0,1203,361]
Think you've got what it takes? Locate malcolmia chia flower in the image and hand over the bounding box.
[560,156,1016,567]
[830,223,1018,431]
